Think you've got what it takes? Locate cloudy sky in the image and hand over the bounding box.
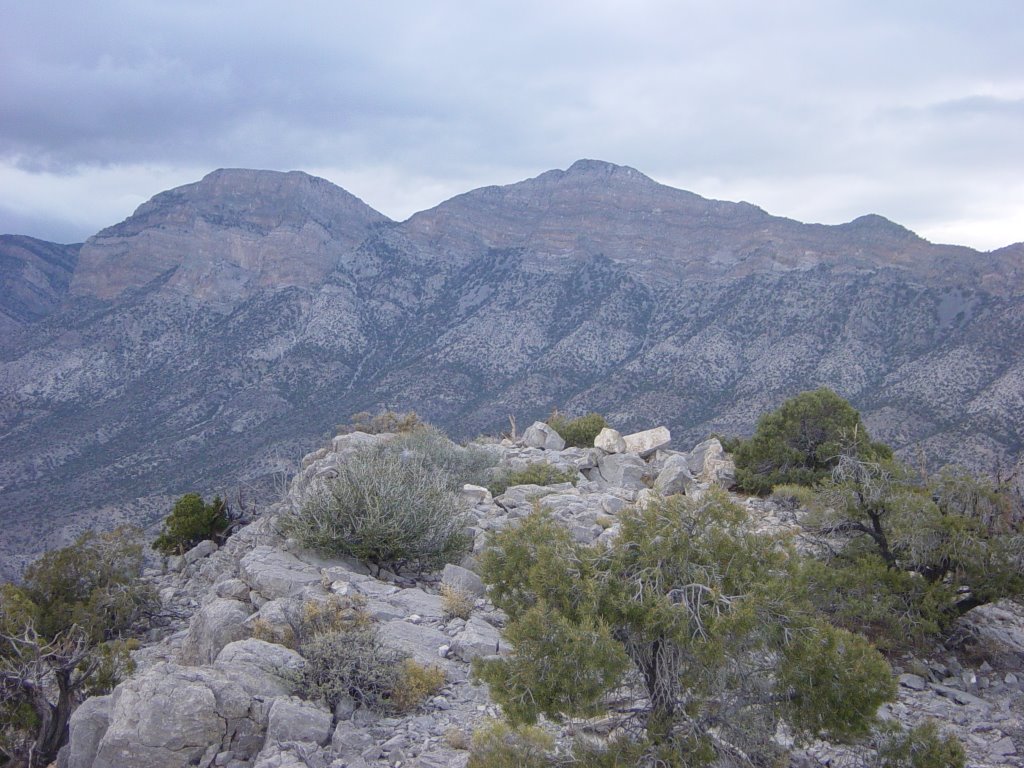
[2,1,1022,249]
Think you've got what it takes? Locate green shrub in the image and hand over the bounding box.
[487,463,578,496]
[800,555,953,652]
[386,427,498,489]
[733,388,891,494]
[875,721,966,768]
[475,493,896,763]
[467,720,555,768]
[801,456,1024,635]
[152,493,231,556]
[1,528,156,766]
[282,434,474,574]
[547,411,608,448]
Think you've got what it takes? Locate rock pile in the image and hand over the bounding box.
[60,427,1023,768]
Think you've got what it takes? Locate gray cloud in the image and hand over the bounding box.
[1,1,1022,248]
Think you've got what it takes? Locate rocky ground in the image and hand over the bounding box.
[59,427,1023,768]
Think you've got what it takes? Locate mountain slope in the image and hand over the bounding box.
[0,235,80,332]
[0,161,1021,579]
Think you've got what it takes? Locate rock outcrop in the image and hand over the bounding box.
[60,428,1024,768]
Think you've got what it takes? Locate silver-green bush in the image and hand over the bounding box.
[283,429,487,574]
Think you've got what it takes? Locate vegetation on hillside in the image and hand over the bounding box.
[5,392,1018,766]
[0,528,156,767]
[734,387,892,494]
[546,411,608,448]
[152,493,235,556]
[473,492,897,766]
[282,427,497,574]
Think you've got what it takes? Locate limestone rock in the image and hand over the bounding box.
[958,600,1024,657]
[686,438,736,488]
[180,598,252,665]
[214,639,306,698]
[215,578,254,602]
[91,663,259,768]
[592,453,647,490]
[653,454,695,495]
[522,422,566,451]
[332,720,375,753]
[442,563,486,598]
[63,695,111,768]
[450,616,504,662]
[239,546,324,600]
[621,426,671,457]
[461,484,493,504]
[594,427,626,454]
[380,620,453,669]
[265,696,333,746]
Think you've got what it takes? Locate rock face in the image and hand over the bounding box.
[2,161,1024,580]
[70,169,389,302]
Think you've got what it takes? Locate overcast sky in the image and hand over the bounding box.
[2,1,1022,249]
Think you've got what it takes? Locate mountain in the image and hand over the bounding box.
[0,234,79,332]
[0,161,1021,579]
[71,168,391,302]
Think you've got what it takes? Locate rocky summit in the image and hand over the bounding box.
[1,161,1023,578]
[60,428,1024,768]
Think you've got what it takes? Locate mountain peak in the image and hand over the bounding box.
[70,170,388,302]
[565,158,643,176]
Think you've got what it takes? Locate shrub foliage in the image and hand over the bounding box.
[799,455,1024,649]
[546,411,608,448]
[152,493,232,556]
[297,595,443,714]
[1,527,156,767]
[475,492,896,765]
[734,387,891,494]
[283,428,495,574]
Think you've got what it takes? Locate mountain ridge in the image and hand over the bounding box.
[0,160,1021,580]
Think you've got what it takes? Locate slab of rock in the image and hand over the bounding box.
[91,663,260,768]
[240,546,324,600]
[450,615,505,662]
[214,638,306,698]
[379,620,453,669]
[182,538,219,566]
[522,421,566,451]
[686,437,735,488]
[442,563,486,598]
[388,588,446,621]
[594,427,626,454]
[332,720,375,753]
[215,578,254,602]
[621,426,671,457]
[180,598,253,665]
[653,454,695,496]
[63,694,111,768]
[461,484,493,504]
[593,453,647,490]
[265,696,333,746]
[898,673,927,691]
[958,600,1024,657]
